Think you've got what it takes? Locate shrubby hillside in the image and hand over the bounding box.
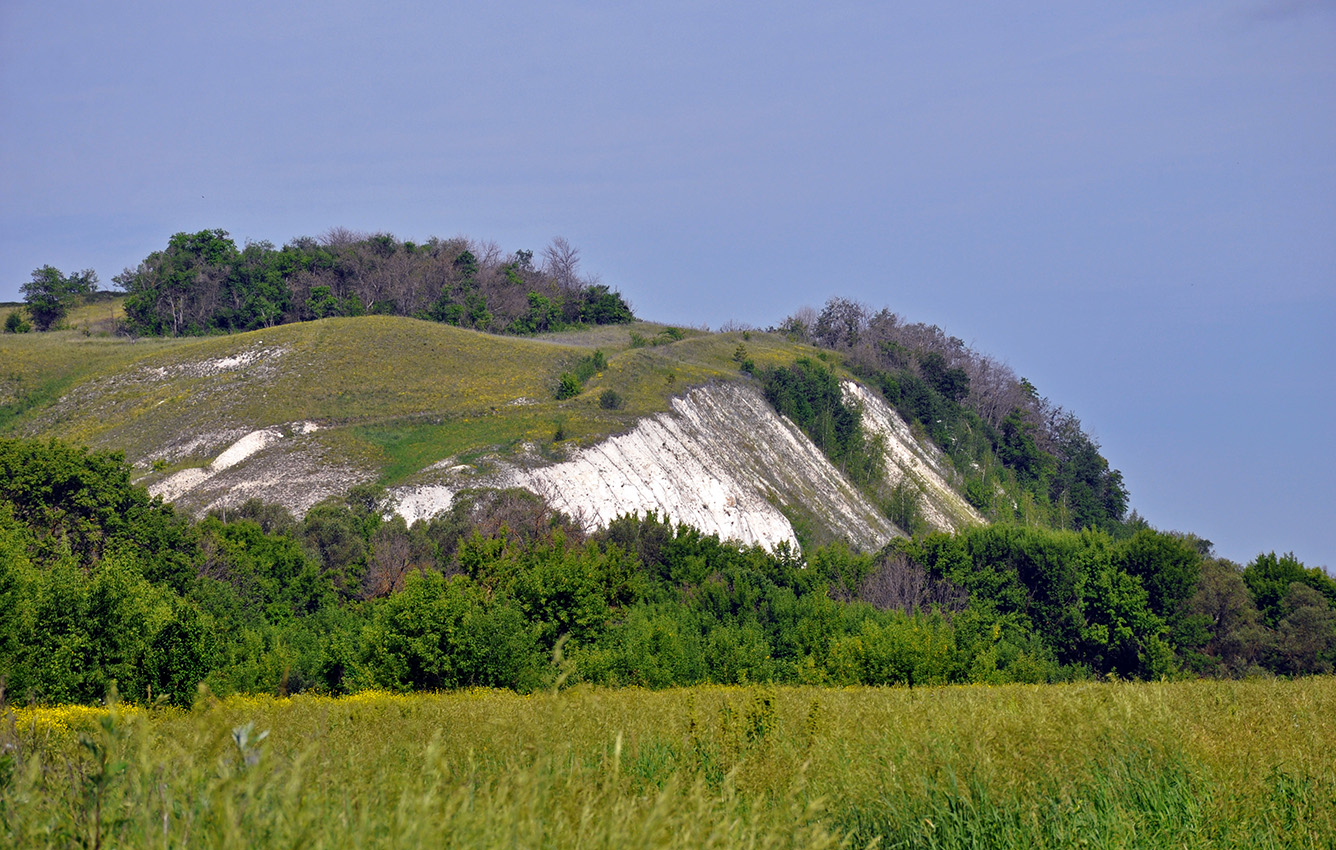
[3,235,1332,708]
[780,298,1129,533]
[3,438,1333,706]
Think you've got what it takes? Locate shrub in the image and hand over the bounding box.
[358,571,543,691]
[599,389,625,410]
[4,311,31,333]
[572,351,605,383]
[556,372,582,400]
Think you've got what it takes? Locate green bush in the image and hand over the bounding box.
[6,552,215,704]
[3,311,30,333]
[599,389,624,410]
[357,571,542,691]
[556,372,582,399]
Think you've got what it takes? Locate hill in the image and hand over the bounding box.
[6,232,1132,543]
[6,294,1334,697]
[0,306,980,550]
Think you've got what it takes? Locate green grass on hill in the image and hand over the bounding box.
[7,679,1334,849]
[1,312,836,487]
[0,298,184,433]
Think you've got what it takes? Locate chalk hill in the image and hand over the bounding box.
[1,311,981,550]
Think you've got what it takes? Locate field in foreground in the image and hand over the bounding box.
[4,679,1334,849]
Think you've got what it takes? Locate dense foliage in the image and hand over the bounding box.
[110,230,633,336]
[760,357,883,488]
[18,265,98,331]
[2,438,1331,707]
[779,298,1130,533]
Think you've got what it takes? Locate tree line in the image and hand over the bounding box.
[777,298,1130,533]
[2,437,1331,706]
[7,231,634,338]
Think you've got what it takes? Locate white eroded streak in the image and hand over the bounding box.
[393,383,900,552]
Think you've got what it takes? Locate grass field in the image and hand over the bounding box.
[5,679,1333,848]
[0,298,186,433]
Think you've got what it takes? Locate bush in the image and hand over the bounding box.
[4,311,31,333]
[357,571,543,691]
[599,389,625,410]
[556,372,582,399]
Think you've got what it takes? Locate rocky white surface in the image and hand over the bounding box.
[140,345,291,380]
[150,421,324,505]
[843,381,984,531]
[143,374,980,549]
[392,383,898,552]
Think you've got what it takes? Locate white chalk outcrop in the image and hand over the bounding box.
[140,345,291,380]
[843,381,985,531]
[148,421,356,516]
[393,382,903,552]
[143,372,981,551]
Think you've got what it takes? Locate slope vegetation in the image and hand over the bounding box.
[2,312,980,548]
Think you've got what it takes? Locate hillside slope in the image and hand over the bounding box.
[2,314,981,549]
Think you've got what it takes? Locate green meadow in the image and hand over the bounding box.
[5,679,1334,849]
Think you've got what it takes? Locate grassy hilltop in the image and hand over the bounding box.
[1,300,812,487]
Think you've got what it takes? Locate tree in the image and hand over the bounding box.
[1114,530,1202,629]
[116,229,237,335]
[542,237,582,292]
[812,297,869,349]
[1273,583,1336,674]
[919,352,970,403]
[998,408,1055,487]
[580,284,634,325]
[0,437,199,591]
[21,265,95,331]
[359,571,542,691]
[1185,558,1268,675]
[306,285,340,319]
[1243,551,1336,627]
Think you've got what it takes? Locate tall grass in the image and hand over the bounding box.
[4,679,1334,848]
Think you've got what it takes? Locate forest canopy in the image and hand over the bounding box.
[110,230,634,337]
[3,437,1332,707]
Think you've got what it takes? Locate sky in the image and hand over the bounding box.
[2,1,1333,567]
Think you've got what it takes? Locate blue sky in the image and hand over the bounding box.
[2,1,1333,567]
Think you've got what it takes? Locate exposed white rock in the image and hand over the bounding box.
[150,422,323,504]
[395,485,457,524]
[143,375,981,551]
[391,383,899,552]
[152,468,211,503]
[140,346,291,380]
[843,381,985,531]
